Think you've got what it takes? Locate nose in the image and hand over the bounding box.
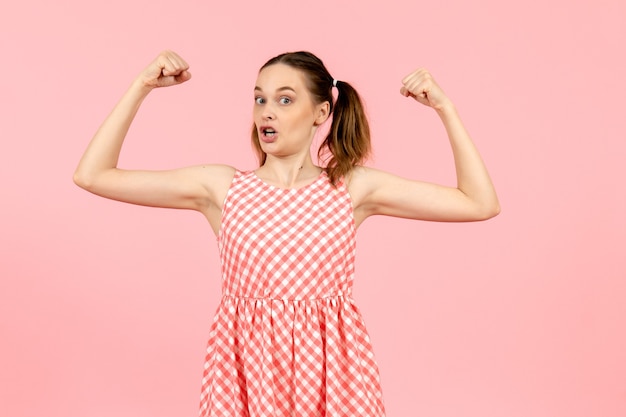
[261,101,276,120]
[262,109,275,120]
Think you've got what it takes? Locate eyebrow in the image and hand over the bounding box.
[254,86,297,93]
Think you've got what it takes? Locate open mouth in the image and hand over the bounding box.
[262,128,276,137]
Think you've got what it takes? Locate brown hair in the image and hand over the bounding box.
[251,51,371,186]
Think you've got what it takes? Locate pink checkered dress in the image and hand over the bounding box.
[199,170,385,417]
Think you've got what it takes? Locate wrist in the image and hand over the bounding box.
[434,99,456,116]
[129,78,155,98]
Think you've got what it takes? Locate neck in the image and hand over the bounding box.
[257,155,321,189]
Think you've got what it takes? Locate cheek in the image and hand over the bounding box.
[292,108,316,125]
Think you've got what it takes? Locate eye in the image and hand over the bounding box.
[279,96,292,105]
[255,96,265,105]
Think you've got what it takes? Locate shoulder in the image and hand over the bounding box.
[193,164,237,206]
[193,164,237,187]
[346,166,397,225]
[346,165,387,192]
[347,165,425,215]
[204,164,238,178]
[345,166,386,208]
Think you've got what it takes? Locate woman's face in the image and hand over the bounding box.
[253,64,329,159]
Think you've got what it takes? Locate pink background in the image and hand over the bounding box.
[1,1,625,416]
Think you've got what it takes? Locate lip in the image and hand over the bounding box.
[259,125,278,143]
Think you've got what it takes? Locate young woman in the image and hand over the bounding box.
[74,50,499,417]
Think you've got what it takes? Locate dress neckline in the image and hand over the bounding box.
[250,169,327,191]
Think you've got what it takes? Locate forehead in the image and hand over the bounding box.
[255,64,309,91]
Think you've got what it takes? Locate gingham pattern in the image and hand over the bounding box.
[199,170,385,417]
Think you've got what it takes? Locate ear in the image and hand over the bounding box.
[314,101,331,125]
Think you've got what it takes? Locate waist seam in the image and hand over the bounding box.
[222,292,351,302]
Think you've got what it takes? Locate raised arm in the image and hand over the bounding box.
[73,51,234,230]
[350,68,500,225]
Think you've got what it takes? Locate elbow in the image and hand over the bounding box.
[486,204,501,220]
[475,201,501,221]
[73,170,84,188]
[73,169,95,191]
[490,196,502,218]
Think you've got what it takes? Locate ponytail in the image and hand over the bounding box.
[319,80,371,186]
[252,52,371,186]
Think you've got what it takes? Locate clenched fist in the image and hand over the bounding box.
[400,69,450,111]
[138,50,192,89]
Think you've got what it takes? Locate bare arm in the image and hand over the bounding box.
[73,51,234,218]
[351,69,500,225]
